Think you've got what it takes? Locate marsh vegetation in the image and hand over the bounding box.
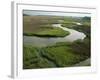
[23,12,91,69]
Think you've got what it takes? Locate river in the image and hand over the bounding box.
[23,24,86,47]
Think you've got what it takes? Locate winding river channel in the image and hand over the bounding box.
[24,23,90,66]
[24,24,86,47]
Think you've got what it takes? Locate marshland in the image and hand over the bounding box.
[23,11,91,69]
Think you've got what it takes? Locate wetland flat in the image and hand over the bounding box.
[23,10,91,69]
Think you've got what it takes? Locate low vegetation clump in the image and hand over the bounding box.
[23,45,56,69]
[42,46,86,67]
[24,27,70,37]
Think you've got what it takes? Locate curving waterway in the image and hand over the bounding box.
[23,24,86,47]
